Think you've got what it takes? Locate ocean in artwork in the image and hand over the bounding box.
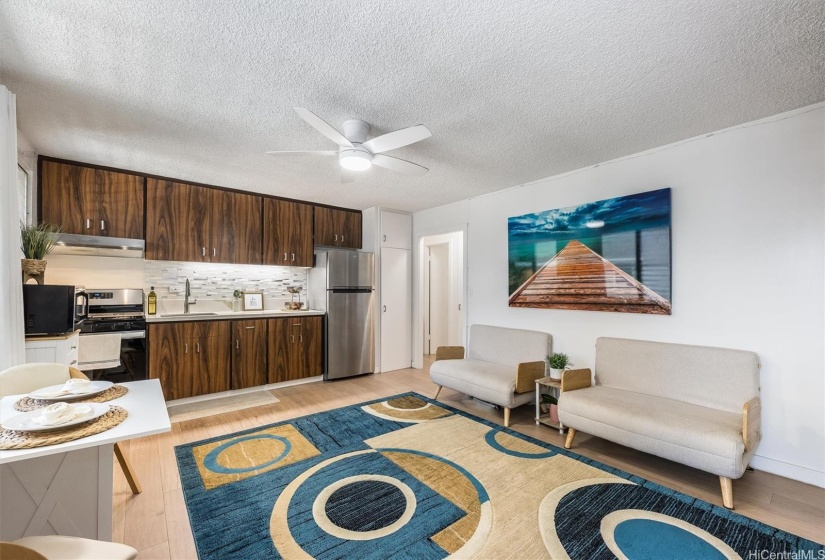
[508,188,671,314]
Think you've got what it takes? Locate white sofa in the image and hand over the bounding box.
[430,324,551,427]
[559,337,761,509]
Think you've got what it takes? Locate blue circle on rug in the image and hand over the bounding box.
[613,519,726,560]
[325,480,406,532]
[203,434,291,474]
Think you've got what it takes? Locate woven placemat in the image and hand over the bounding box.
[0,405,128,450]
[14,385,129,412]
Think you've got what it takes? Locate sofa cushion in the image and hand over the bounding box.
[430,359,534,408]
[559,386,745,474]
[594,337,760,414]
[467,325,551,368]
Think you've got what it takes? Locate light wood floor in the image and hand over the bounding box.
[114,360,825,559]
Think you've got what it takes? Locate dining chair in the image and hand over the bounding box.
[0,363,142,494]
[1,535,137,560]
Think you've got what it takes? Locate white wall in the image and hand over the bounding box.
[412,200,470,367]
[414,104,825,487]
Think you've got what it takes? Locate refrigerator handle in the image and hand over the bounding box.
[383,305,387,312]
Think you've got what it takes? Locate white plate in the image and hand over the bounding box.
[1,403,111,432]
[28,381,114,401]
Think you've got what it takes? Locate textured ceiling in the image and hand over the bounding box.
[1,1,823,212]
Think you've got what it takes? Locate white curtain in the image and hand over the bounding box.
[0,86,26,370]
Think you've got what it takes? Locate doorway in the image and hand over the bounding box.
[421,231,464,357]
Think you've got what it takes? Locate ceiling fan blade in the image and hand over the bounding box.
[371,154,429,176]
[362,125,431,154]
[341,168,356,183]
[293,108,352,147]
[265,150,337,156]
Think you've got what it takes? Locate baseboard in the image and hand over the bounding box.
[749,455,825,488]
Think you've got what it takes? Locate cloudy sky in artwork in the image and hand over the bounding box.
[508,188,671,237]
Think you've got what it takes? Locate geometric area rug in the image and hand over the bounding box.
[175,393,824,559]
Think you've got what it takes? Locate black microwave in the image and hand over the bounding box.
[23,285,89,336]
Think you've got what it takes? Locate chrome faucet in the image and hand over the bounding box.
[184,278,196,313]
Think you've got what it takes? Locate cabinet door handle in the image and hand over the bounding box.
[70,345,77,350]
[245,325,255,329]
[383,305,387,312]
[212,248,216,257]
[236,339,239,350]
[202,247,206,257]
[291,335,294,343]
[334,234,338,242]
[184,343,188,354]
[299,334,303,343]
[291,253,295,261]
[383,234,387,242]
[100,220,105,230]
[196,342,200,353]
[341,235,345,244]
[85,218,91,229]
[70,359,77,365]
[284,252,287,261]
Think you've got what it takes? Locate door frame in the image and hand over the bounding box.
[413,225,468,370]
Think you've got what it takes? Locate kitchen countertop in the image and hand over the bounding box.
[25,330,80,341]
[145,309,324,323]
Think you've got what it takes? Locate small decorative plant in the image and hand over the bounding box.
[20,221,61,260]
[546,352,573,370]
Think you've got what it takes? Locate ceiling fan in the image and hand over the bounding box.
[267,108,432,182]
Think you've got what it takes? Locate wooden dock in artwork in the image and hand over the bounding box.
[509,240,671,314]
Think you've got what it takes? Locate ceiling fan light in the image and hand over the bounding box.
[340,149,372,171]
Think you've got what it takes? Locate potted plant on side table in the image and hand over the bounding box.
[546,352,573,381]
[20,221,61,284]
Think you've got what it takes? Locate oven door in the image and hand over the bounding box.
[79,331,147,382]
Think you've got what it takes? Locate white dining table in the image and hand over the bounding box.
[0,379,170,541]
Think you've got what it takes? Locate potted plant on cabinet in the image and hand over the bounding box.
[20,222,61,284]
[546,352,573,381]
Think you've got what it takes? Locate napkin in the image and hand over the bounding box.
[32,403,93,426]
[36,378,92,398]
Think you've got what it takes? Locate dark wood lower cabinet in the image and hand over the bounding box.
[267,316,323,383]
[149,316,321,400]
[231,319,268,390]
[148,321,230,401]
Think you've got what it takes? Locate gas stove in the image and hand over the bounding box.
[80,288,146,336]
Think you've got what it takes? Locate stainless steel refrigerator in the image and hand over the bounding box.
[309,250,375,380]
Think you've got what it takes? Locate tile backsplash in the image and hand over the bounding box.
[44,255,309,302]
[144,261,307,299]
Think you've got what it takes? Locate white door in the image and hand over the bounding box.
[380,247,411,372]
[428,243,450,353]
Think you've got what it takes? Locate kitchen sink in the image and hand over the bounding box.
[160,312,219,317]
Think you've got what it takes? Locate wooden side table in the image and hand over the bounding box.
[535,376,566,434]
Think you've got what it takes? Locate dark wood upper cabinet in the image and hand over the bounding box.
[146,179,209,262]
[314,207,362,249]
[263,199,313,267]
[147,179,262,264]
[40,160,144,238]
[212,190,262,265]
[231,319,268,390]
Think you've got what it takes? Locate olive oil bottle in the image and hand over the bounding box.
[147,287,157,315]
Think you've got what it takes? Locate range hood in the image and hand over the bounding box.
[51,233,145,259]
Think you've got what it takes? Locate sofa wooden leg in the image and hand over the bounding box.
[433,386,442,400]
[564,428,576,449]
[720,476,734,509]
[503,407,511,427]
